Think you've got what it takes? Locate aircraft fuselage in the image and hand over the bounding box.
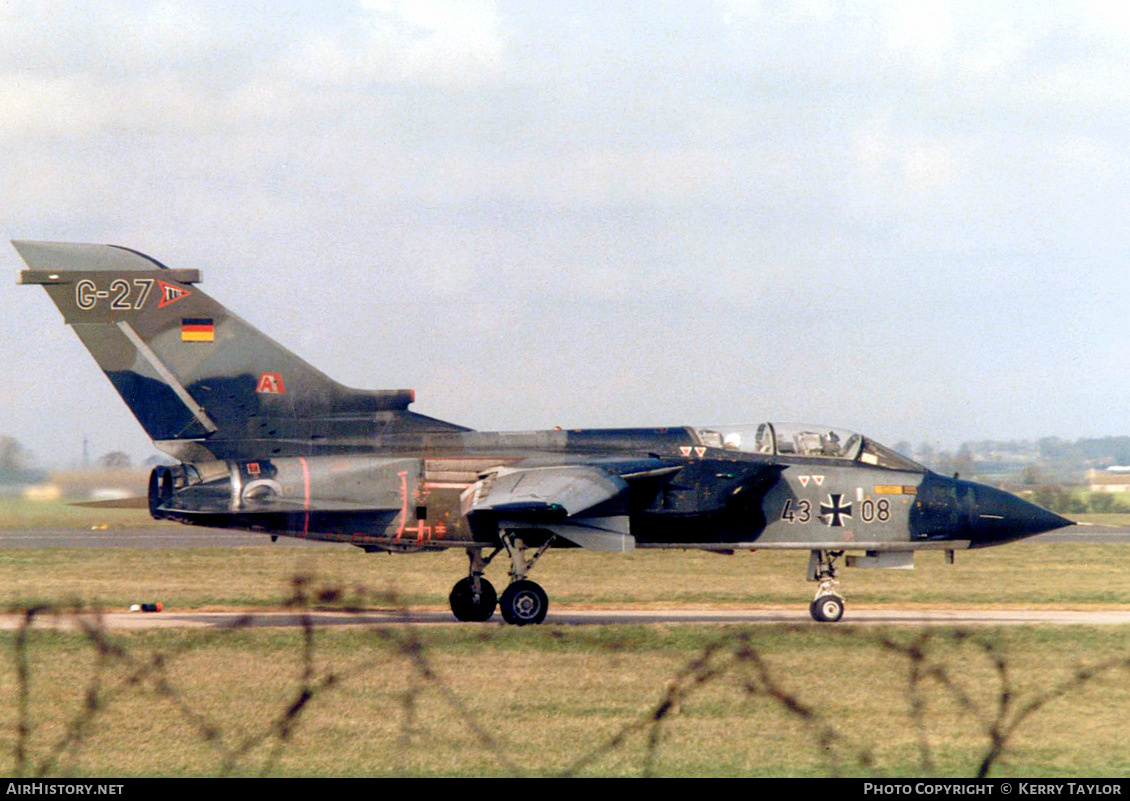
[150,426,1066,558]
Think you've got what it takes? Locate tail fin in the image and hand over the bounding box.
[15,241,463,461]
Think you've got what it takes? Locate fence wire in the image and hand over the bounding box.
[5,578,1128,778]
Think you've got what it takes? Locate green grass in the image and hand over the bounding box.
[4,496,1130,609]
[0,497,177,530]
[3,624,1129,777]
[1068,511,1130,526]
[1,540,1129,611]
[2,499,1130,776]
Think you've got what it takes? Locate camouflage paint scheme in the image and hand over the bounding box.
[15,241,1073,624]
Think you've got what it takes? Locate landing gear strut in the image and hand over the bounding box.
[807,549,845,623]
[448,547,499,622]
[498,532,554,625]
[448,534,556,625]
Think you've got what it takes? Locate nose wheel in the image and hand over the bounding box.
[809,593,844,622]
[807,549,846,623]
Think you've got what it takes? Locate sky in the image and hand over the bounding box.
[2,0,1129,467]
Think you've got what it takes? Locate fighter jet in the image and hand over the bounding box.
[14,241,1074,624]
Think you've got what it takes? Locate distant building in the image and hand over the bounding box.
[1087,469,1130,493]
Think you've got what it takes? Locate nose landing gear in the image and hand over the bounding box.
[808,549,845,623]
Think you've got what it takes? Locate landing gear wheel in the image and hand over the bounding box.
[449,577,497,622]
[499,580,549,626]
[810,595,845,623]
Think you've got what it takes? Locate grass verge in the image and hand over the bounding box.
[3,622,1128,777]
[0,541,1128,610]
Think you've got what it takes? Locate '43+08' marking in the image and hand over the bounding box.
[781,496,890,526]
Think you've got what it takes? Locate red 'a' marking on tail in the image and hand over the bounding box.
[256,373,286,394]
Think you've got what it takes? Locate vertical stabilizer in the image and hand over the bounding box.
[15,241,458,460]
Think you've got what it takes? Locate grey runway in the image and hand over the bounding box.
[2,606,1128,631]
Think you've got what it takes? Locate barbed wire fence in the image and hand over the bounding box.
[5,579,1129,778]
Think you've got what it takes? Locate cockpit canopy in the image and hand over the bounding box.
[692,422,925,472]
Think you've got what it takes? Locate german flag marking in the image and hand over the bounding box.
[181,318,214,342]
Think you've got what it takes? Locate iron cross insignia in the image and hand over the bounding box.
[820,493,852,527]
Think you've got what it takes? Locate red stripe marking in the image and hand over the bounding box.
[298,457,310,538]
[394,471,408,540]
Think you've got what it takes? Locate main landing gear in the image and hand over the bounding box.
[449,547,499,622]
[808,549,845,623]
[448,533,555,625]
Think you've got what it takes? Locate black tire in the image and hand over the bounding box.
[449,577,497,622]
[499,580,549,625]
[810,595,845,623]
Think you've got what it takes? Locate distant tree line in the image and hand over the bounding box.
[905,435,1130,480]
[0,436,31,471]
[0,435,139,482]
[0,436,46,486]
[1033,436,1130,465]
[1027,486,1129,514]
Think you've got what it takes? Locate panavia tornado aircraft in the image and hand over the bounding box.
[14,241,1074,624]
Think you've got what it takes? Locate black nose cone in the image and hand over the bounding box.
[910,473,1074,547]
[967,483,1073,547]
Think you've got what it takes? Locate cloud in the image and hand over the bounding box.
[0,0,508,145]
[284,0,507,89]
[8,1,1130,461]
